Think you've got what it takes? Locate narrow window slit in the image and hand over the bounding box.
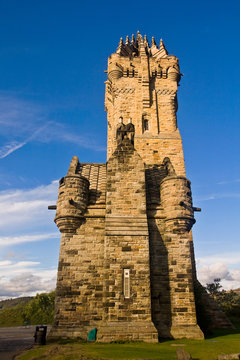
[123,269,130,298]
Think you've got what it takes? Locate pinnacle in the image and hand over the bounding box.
[151,36,156,46]
[131,34,135,45]
[115,33,168,58]
[159,38,168,56]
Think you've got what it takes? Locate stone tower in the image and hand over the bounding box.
[49,33,211,341]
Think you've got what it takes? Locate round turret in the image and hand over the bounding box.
[160,175,195,232]
[54,174,89,233]
[107,54,123,81]
[167,66,181,83]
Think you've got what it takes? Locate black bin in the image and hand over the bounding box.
[34,325,47,345]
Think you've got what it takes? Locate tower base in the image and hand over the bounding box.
[48,321,158,343]
[170,324,204,340]
[97,321,158,342]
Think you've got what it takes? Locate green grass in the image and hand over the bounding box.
[16,330,240,360]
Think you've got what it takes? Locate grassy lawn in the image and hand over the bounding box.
[16,329,240,360]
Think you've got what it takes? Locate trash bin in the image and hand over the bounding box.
[34,325,47,345]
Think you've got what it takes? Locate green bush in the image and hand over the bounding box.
[0,291,55,327]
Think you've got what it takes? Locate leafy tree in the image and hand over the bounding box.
[0,291,55,327]
[205,279,240,324]
[206,278,222,297]
[22,291,55,324]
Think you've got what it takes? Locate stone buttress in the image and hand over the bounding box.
[49,33,232,342]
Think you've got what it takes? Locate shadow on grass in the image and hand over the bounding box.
[205,319,240,339]
[206,327,240,339]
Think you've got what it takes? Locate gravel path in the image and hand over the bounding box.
[0,326,51,360]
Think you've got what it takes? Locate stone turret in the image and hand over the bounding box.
[160,175,195,233]
[54,156,89,233]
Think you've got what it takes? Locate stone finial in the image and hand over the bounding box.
[144,35,150,53]
[136,31,143,45]
[159,39,168,57]
[131,34,135,45]
[116,37,125,55]
[125,35,130,46]
[144,34,148,45]
[139,36,147,56]
[151,36,156,47]
[150,36,159,56]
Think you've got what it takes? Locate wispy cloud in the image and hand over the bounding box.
[0,180,58,234]
[217,179,240,185]
[197,253,240,266]
[0,92,105,158]
[0,141,27,159]
[0,233,59,247]
[196,192,240,201]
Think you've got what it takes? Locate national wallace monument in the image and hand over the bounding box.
[49,33,232,342]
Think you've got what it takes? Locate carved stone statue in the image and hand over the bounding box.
[116,117,135,145]
[163,157,176,176]
[116,117,125,143]
[125,118,135,144]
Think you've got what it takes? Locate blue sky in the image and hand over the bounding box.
[0,0,239,298]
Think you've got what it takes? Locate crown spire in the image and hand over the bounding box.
[115,33,169,58]
[159,39,168,57]
[131,34,135,45]
[151,36,156,47]
[116,37,125,55]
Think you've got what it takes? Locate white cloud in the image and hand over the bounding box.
[0,180,58,233]
[0,259,57,299]
[197,262,231,284]
[197,255,240,290]
[0,272,57,299]
[0,180,59,298]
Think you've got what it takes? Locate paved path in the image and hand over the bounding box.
[0,326,49,360]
